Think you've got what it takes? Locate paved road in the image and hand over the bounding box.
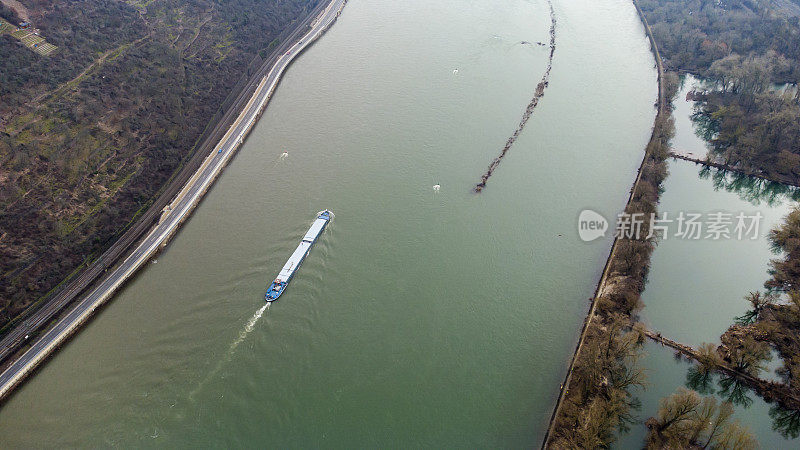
[0,0,331,366]
[0,0,347,402]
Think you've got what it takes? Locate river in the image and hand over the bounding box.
[0,0,657,446]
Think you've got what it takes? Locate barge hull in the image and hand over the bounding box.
[266,210,331,302]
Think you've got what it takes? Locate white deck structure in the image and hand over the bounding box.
[275,214,330,282]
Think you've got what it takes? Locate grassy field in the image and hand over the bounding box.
[0,18,57,56]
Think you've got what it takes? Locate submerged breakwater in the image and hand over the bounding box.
[474,1,556,192]
[0,0,659,446]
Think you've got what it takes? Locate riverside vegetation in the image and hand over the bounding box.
[619,0,800,446]
[704,206,800,439]
[546,64,681,446]
[550,0,800,446]
[644,387,757,448]
[640,0,800,184]
[0,0,319,330]
[644,207,800,442]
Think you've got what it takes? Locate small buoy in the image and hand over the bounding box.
[433,184,440,192]
[452,69,459,75]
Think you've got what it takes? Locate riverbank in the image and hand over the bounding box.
[0,0,326,337]
[0,0,347,404]
[613,155,799,444]
[624,0,800,444]
[0,0,660,444]
[0,0,333,360]
[543,0,675,445]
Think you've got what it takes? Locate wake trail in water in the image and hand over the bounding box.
[474,0,556,193]
[189,303,270,400]
[272,151,289,168]
[229,303,269,352]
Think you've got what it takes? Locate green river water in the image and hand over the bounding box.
[0,0,658,446]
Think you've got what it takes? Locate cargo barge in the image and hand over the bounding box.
[265,210,332,302]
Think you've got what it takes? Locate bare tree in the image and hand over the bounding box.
[645,388,756,449]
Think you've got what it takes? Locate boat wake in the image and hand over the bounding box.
[188,303,270,400]
[272,151,290,168]
[228,303,269,353]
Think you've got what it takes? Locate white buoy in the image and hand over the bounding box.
[452,69,459,75]
[433,184,440,192]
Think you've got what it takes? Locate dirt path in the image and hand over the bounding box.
[181,13,212,52]
[32,35,150,104]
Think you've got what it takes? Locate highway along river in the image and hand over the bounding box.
[0,0,656,446]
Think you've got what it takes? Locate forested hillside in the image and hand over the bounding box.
[0,0,318,329]
[0,3,21,24]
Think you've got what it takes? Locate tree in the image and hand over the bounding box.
[767,207,800,295]
[726,335,771,377]
[687,342,724,394]
[553,319,647,448]
[646,388,702,447]
[696,342,723,371]
[0,3,20,24]
[709,54,742,93]
[645,387,757,449]
[734,291,777,325]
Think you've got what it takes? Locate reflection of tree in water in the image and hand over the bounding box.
[683,362,800,440]
[691,109,717,143]
[619,396,643,435]
[717,375,754,408]
[685,365,753,408]
[698,165,800,206]
[686,365,715,395]
[770,405,800,439]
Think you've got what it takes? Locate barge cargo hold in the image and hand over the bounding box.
[265,210,332,302]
